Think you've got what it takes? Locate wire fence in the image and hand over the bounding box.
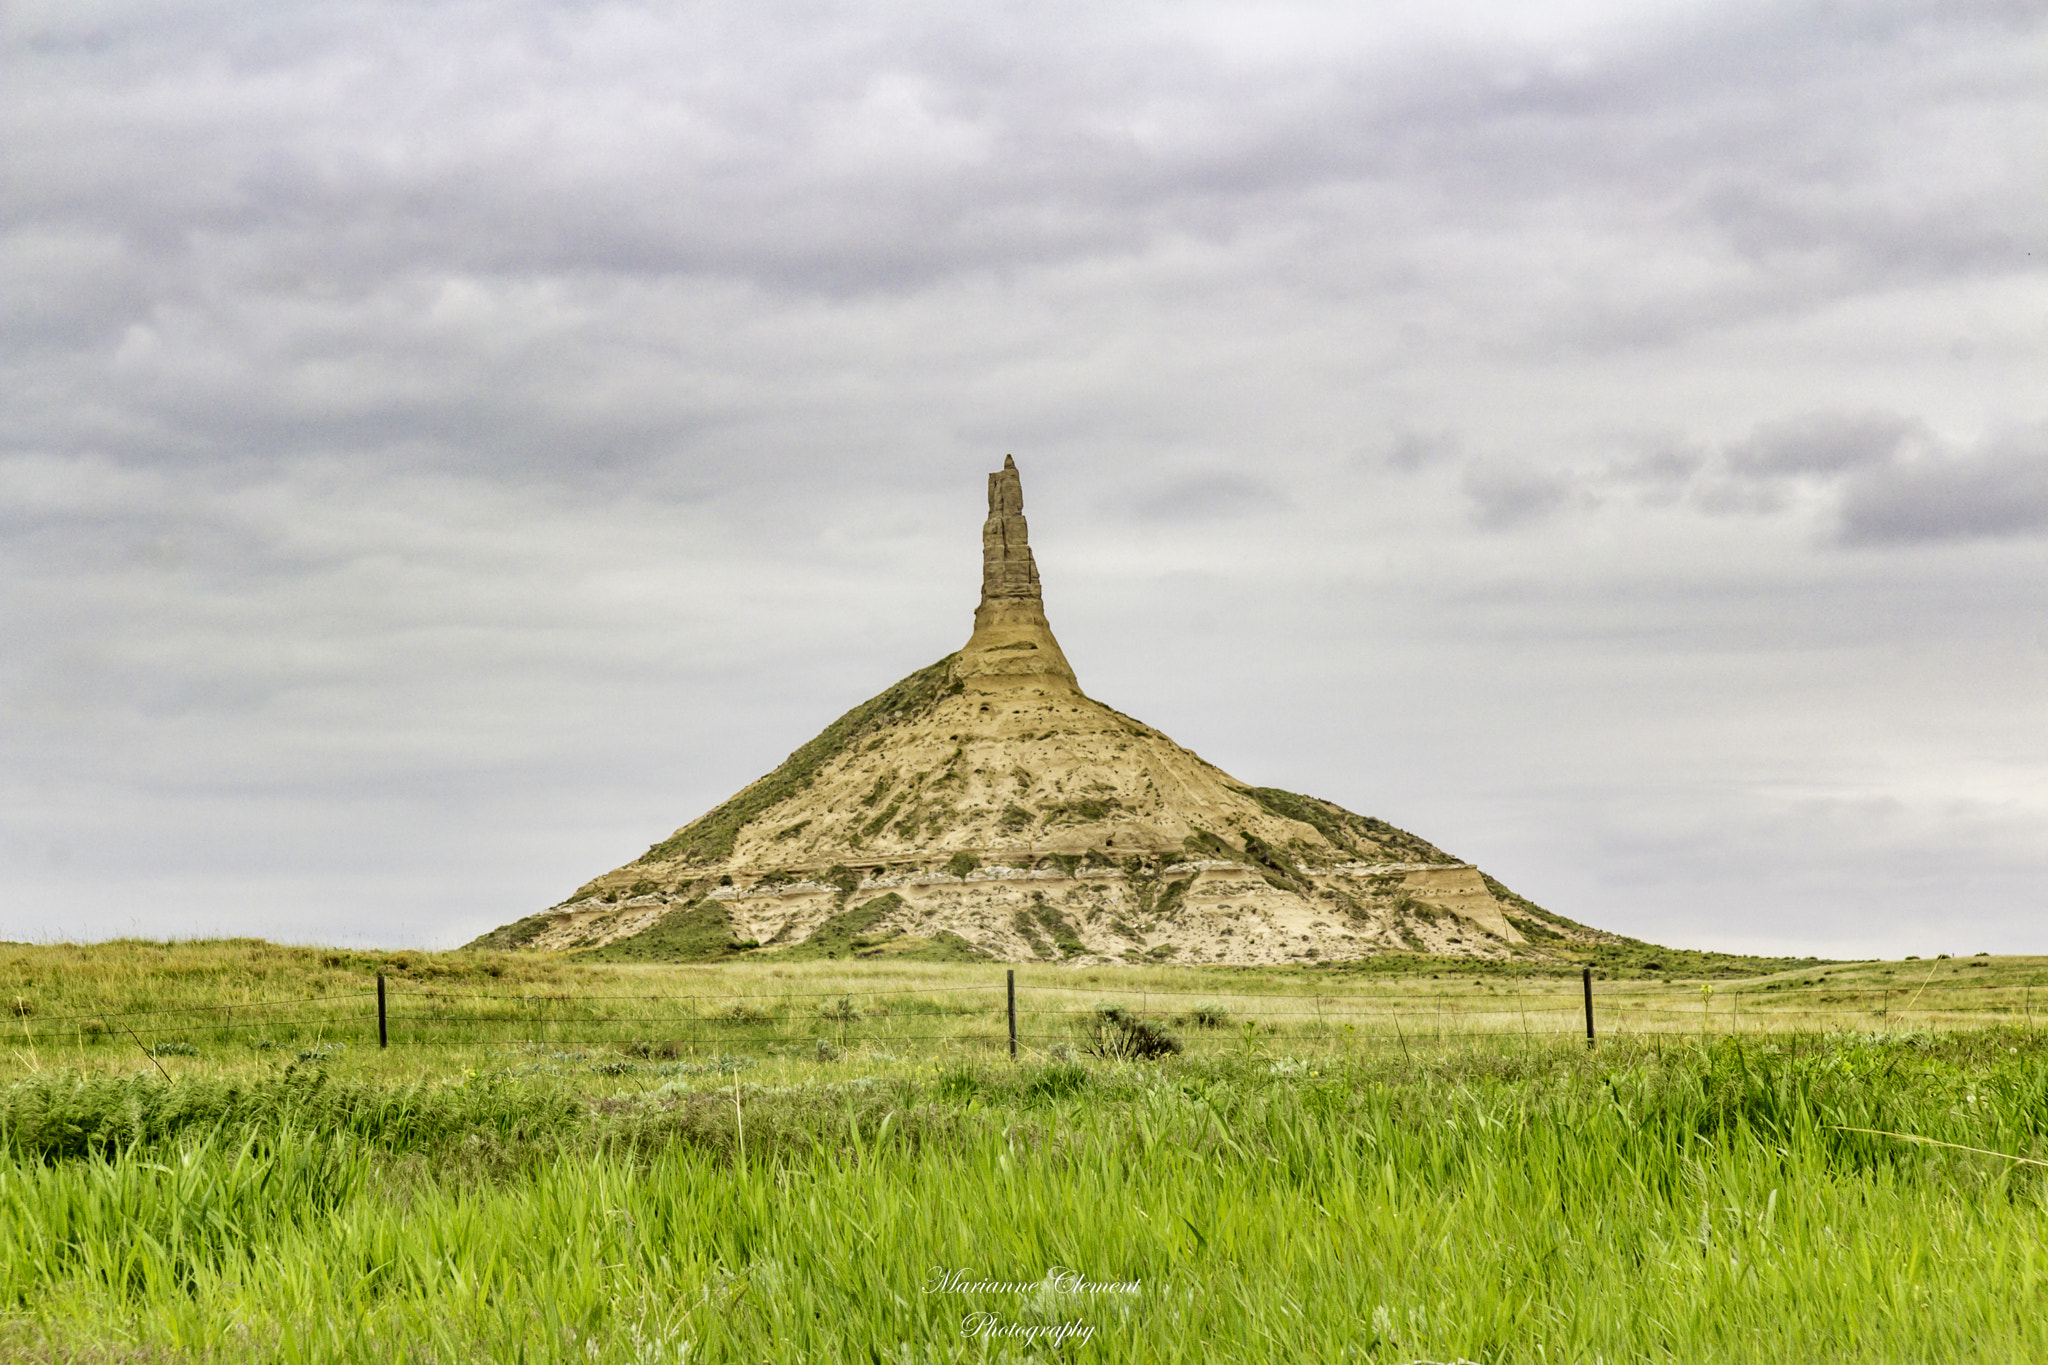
[14,967,2043,1064]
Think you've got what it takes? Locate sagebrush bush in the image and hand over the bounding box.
[1085,1003,1182,1059]
[817,996,862,1023]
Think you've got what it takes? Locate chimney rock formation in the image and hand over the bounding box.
[959,454,1079,691]
[473,458,1611,965]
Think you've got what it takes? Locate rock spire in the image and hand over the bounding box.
[980,454,1042,603]
[960,456,1079,691]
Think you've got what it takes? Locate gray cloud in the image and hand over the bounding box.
[1480,411,2048,546]
[1698,414,2048,544]
[11,4,2041,309]
[1841,422,2048,544]
[1461,460,1584,530]
[1125,472,1288,521]
[1382,430,1462,472]
[1724,411,1926,478]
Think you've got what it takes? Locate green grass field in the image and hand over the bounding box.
[4,942,2047,1362]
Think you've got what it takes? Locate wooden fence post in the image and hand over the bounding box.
[377,973,388,1049]
[1582,967,1595,1048]
[1007,969,1017,1060]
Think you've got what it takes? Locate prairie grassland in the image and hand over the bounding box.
[4,943,2047,1363]
[6,941,2047,1086]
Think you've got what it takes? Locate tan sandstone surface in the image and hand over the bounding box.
[473,458,1603,966]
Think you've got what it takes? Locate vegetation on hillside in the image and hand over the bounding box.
[578,900,757,964]
[770,893,909,961]
[1237,786,1459,864]
[629,655,958,870]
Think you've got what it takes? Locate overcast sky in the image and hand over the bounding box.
[4,0,2044,957]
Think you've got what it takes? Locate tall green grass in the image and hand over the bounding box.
[5,1031,2046,1362]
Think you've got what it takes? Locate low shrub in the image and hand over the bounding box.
[1084,1004,1182,1060]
